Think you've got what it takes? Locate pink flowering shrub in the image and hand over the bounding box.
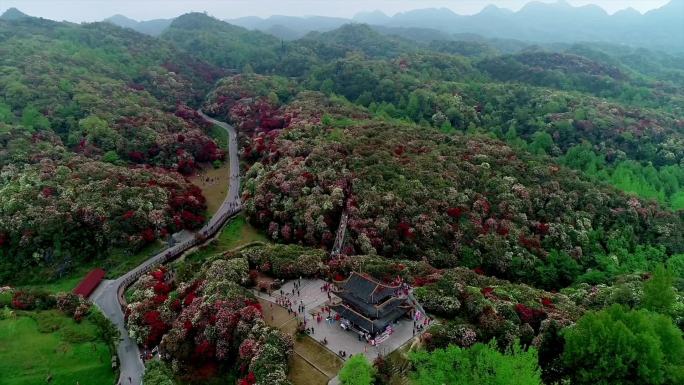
[126,257,292,383]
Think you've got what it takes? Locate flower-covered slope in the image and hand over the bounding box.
[205,74,684,289]
[126,257,293,385]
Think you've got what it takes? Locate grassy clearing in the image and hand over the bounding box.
[288,354,330,385]
[191,123,231,217]
[189,162,231,217]
[215,215,267,250]
[0,310,114,385]
[18,241,165,294]
[259,298,343,385]
[207,123,228,150]
[183,215,268,264]
[295,337,343,378]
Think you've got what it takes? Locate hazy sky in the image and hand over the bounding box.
[0,0,672,21]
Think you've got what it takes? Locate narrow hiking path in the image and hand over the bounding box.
[90,111,240,385]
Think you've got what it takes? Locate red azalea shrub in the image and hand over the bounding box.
[447,207,463,218]
[541,297,554,308]
[397,222,415,239]
[177,158,195,175]
[184,291,197,306]
[153,295,168,304]
[239,339,256,360]
[413,276,439,287]
[496,222,510,236]
[141,228,156,243]
[153,282,171,295]
[519,234,542,252]
[195,340,215,359]
[239,372,257,385]
[41,187,55,198]
[481,287,494,297]
[11,291,35,310]
[128,151,145,163]
[150,268,166,281]
[514,303,546,330]
[143,310,169,347]
[535,222,550,235]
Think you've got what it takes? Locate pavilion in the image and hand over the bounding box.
[331,272,412,336]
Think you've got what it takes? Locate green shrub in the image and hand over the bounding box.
[29,310,67,333]
[339,354,376,385]
[0,291,11,307]
[409,340,541,385]
[563,305,684,385]
[143,360,175,385]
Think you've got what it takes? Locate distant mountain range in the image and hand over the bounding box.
[5,0,678,52]
[226,0,684,52]
[103,14,173,36]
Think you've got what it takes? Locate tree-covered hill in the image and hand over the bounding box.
[0,16,223,283]
[0,7,29,21]
[1,7,683,290]
[299,23,421,60]
[161,12,282,73]
[203,77,683,290]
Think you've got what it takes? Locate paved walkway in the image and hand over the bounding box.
[90,111,241,385]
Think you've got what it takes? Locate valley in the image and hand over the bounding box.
[0,2,682,385]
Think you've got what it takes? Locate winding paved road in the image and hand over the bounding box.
[90,111,240,385]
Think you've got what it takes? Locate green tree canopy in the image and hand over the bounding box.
[142,360,175,385]
[409,341,542,385]
[642,264,676,314]
[20,105,50,132]
[563,305,684,385]
[339,354,376,385]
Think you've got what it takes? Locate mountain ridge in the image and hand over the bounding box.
[86,1,684,51]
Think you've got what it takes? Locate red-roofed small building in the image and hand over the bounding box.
[73,268,106,298]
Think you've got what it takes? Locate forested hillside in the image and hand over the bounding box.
[0,15,224,283]
[0,7,682,385]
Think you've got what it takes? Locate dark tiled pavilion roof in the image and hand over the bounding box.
[332,272,411,333]
[336,290,406,319]
[331,303,409,334]
[341,272,399,304]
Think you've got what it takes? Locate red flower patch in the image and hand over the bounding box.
[141,228,156,243]
[481,287,494,297]
[41,187,55,198]
[128,151,145,163]
[153,294,168,304]
[194,340,215,359]
[541,297,554,308]
[447,207,463,218]
[184,291,197,306]
[515,303,546,329]
[536,222,550,235]
[397,222,415,239]
[153,282,171,295]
